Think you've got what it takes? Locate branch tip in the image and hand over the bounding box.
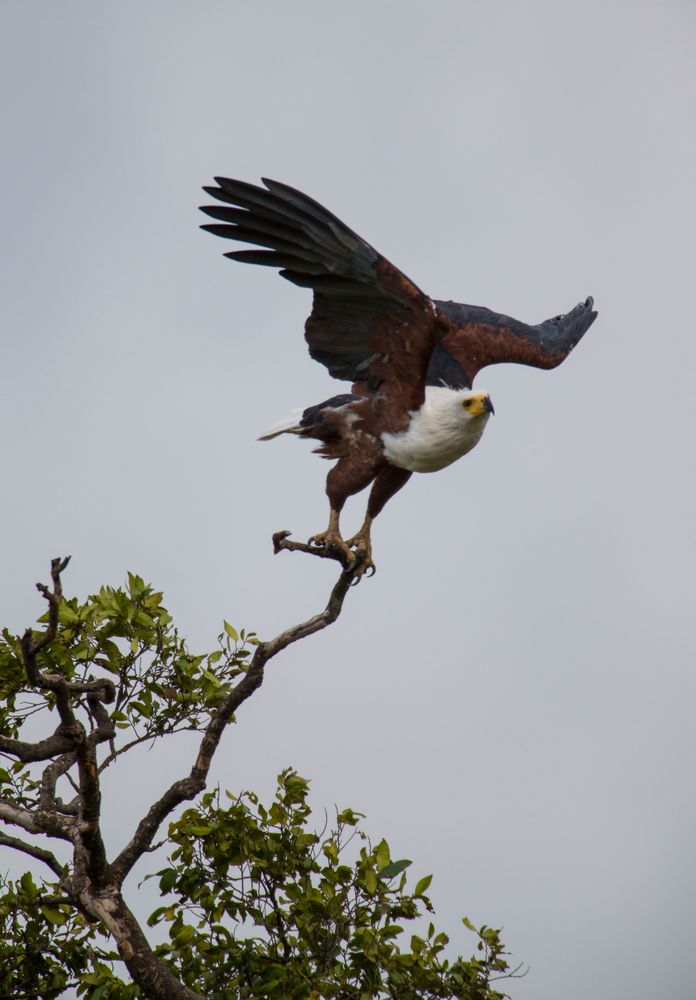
[52,555,71,575]
[272,530,353,569]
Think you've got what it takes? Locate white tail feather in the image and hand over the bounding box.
[257,408,304,441]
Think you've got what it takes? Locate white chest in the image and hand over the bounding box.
[380,387,490,474]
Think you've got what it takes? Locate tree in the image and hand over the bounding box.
[0,547,516,999]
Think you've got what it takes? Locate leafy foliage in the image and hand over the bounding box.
[0,572,514,998]
[149,769,511,999]
[0,573,255,808]
[0,871,85,999]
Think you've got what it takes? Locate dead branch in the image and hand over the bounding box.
[272,529,352,566]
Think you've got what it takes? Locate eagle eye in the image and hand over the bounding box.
[463,399,472,408]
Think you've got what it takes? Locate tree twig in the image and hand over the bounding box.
[15,557,115,746]
[272,530,352,567]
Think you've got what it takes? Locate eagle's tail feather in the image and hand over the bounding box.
[257,408,304,441]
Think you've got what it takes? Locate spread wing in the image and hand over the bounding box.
[428,298,597,388]
[200,177,436,421]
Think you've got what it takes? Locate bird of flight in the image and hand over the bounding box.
[201,177,597,580]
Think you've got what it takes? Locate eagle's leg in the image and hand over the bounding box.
[309,458,379,566]
[308,508,354,564]
[346,466,413,580]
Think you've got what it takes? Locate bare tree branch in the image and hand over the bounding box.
[0,829,64,878]
[97,732,175,774]
[272,529,352,565]
[75,737,110,888]
[40,751,78,813]
[111,545,355,884]
[0,729,86,763]
[0,800,75,842]
[75,692,117,880]
[25,557,71,656]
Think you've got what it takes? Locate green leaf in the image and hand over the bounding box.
[58,603,79,625]
[381,924,404,939]
[374,839,390,871]
[337,808,362,826]
[173,924,195,946]
[189,824,214,836]
[223,621,238,642]
[41,905,67,925]
[364,867,378,894]
[414,874,433,896]
[159,869,178,893]
[379,858,412,879]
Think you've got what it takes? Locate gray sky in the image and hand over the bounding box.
[1,1,695,997]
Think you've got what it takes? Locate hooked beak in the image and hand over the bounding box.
[484,395,495,415]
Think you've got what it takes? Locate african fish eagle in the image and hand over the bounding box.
[201,177,597,579]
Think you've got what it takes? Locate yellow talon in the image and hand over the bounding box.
[308,529,355,565]
[345,530,375,582]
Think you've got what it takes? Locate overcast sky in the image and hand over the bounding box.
[1,2,695,997]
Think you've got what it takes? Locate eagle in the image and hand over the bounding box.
[201,177,597,579]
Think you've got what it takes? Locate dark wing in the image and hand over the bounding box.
[428,297,597,388]
[200,177,436,422]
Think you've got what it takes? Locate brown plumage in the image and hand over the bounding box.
[201,177,597,578]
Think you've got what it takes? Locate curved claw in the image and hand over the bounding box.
[348,548,376,584]
[349,564,376,585]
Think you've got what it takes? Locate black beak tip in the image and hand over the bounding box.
[485,396,495,415]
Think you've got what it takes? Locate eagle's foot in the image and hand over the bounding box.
[345,531,375,583]
[308,529,355,566]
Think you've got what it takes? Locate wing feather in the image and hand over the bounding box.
[430,297,597,387]
[201,177,436,426]
[201,177,597,423]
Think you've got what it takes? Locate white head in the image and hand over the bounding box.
[382,386,495,473]
[423,385,494,424]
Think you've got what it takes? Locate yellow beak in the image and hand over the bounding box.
[468,393,495,417]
